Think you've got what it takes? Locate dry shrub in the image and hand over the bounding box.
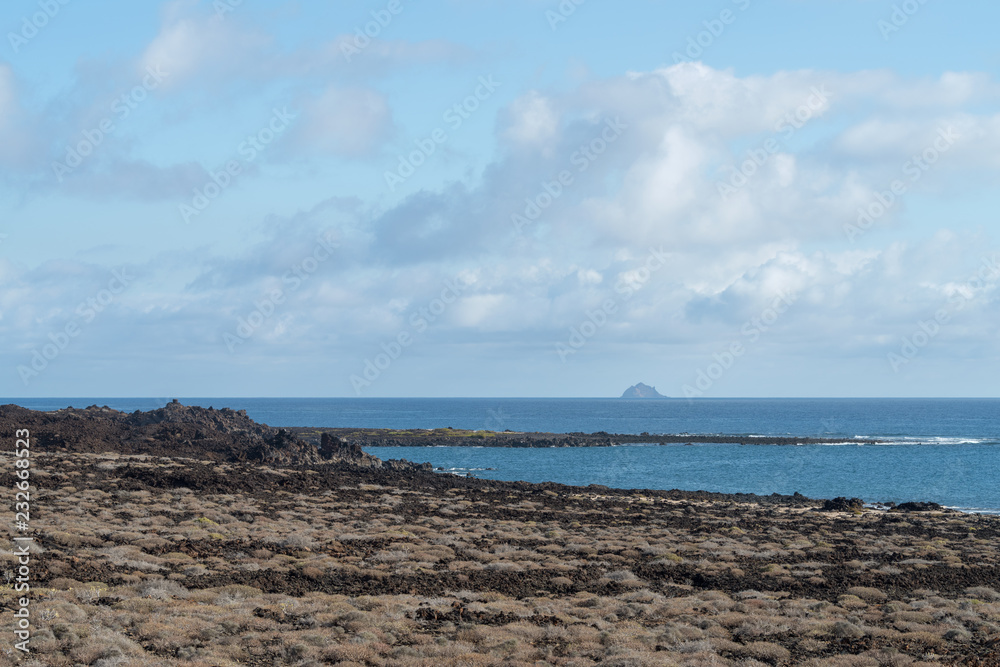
[99,545,164,571]
[847,587,888,602]
[799,656,879,667]
[48,577,83,590]
[737,641,791,662]
[943,627,972,641]
[861,649,916,666]
[369,549,411,563]
[897,631,943,647]
[134,536,170,551]
[888,610,934,624]
[69,629,144,664]
[965,586,1000,601]
[838,594,868,609]
[275,533,316,549]
[733,616,790,638]
[213,584,263,599]
[797,638,828,653]
[829,620,865,639]
[46,531,102,548]
[713,612,748,629]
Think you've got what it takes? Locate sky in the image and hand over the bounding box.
[1,0,999,398]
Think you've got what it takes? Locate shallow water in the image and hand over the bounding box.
[368,441,1000,513]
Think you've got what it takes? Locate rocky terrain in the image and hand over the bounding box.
[0,402,429,470]
[0,405,996,666]
[1,450,999,666]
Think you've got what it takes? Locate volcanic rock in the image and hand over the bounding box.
[895,501,945,512]
[821,497,865,512]
[0,401,424,470]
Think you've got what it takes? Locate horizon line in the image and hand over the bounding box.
[4,396,999,401]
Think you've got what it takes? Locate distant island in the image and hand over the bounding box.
[620,382,668,398]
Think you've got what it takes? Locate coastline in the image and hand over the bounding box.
[3,448,999,664]
[2,404,999,664]
[287,426,882,447]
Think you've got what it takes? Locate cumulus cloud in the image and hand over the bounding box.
[503,91,559,153]
[299,63,1000,362]
[4,60,1000,395]
[0,0,473,200]
[137,0,272,90]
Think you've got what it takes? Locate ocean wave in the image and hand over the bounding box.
[851,436,995,446]
[678,434,995,446]
[946,506,1000,516]
[813,441,868,446]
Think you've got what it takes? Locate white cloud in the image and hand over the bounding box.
[503,91,559,153]
[138,3,469,91]
[137,8,271,90]
[292,86,394,157]
[5,60,1000,395]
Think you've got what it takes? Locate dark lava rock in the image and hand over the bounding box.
[895,501,945,512]
[302,427,878,448]
[822,497,865,512]
[0,402,425,470]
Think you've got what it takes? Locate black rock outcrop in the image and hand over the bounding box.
[821,497,865,512]
[0,401,428,470]
[895,501,944,512]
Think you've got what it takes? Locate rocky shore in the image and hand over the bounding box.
[0,404,997,666]
[288,426,877,448]
[0,401,432,471]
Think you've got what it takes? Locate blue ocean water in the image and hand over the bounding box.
[6,398,999,512]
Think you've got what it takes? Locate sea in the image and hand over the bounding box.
[7,397,999,514]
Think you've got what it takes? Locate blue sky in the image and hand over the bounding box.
[2,0,999,398]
